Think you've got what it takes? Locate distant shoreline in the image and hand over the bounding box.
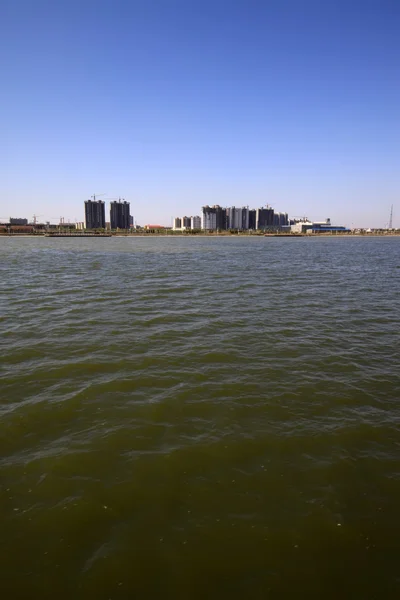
[1,233,399,239]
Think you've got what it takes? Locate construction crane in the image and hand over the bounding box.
[32,214,43,225]
[91,193,106,201]
[388,204,393,229]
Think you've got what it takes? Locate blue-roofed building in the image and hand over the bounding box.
[291,218,349,234]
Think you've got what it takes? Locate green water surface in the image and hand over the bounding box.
[1,236,399,599]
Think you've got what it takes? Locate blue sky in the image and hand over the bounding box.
[2,0,399,227]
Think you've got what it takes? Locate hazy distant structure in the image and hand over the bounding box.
[191,216,201,229]
[110,200,130,229]
[201,205,226,230]
[215,205,227,230]
[240,207,250,230]
[226,207,249,230]
[280,212,289,227]
[201,206,216,230]
[256,206,274,230]
[225,207,235,229]
[84,199,105,229]
[291,218,349,234]
[173,215,201,230]
[226,207,235,230]
[248,209,256,229]
[198,204,291,231]
[273,212,289,227]
[9,218,28,225]
[389,204,393,229]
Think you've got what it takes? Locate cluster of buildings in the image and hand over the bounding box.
[173,206,352,234]
[84,198,132,230]
[173,205,289,231]
[2,197,374,235]
[173,215,201,230]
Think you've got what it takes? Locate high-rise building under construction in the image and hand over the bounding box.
[84,199,106,229]
[110,200,131,229]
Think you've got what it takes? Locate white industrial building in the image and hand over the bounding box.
[291,218,349,234]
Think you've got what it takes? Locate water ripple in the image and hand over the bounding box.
[1,236,400,598]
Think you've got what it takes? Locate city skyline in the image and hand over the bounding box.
[0,198,399,229]
[1,196,395,231]
[2,1,399,229]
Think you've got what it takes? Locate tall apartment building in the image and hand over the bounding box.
[256,206,274,230]
[201,205,226,230]
[216,205,227,230]
[84,199,106,229]
[248,209,256,229]
[272,212,289,227]
[173,216,192,230]
[226,207,236,229]
[278,212,289,227]
[174,217,182,230]
[202,206,216,230]
[238,207,249,230]
[226,207,249,230]
[110,200,130,229]
[191,216,201,229]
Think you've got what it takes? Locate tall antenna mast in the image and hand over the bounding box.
[388,204,393,229]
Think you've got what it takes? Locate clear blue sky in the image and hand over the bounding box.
[2,0,399,227]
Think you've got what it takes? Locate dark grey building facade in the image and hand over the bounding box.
[248,209,256,229]
[10,217,28,225]
[256,207,274,230]
[110,200,131,229]
[214,205,227,230]
[201,205,227,230]
[84,200,106,229]
[273,212,289,227]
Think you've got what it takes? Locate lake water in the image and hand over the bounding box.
[1,236,399,599]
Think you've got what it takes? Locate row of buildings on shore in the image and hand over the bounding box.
[2,199,352,234]
[172,206,352,234]
[174,205,289,231]
[86,200,290,232]
[86,200,291,232]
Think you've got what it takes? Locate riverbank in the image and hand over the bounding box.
[1,232,399,238]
